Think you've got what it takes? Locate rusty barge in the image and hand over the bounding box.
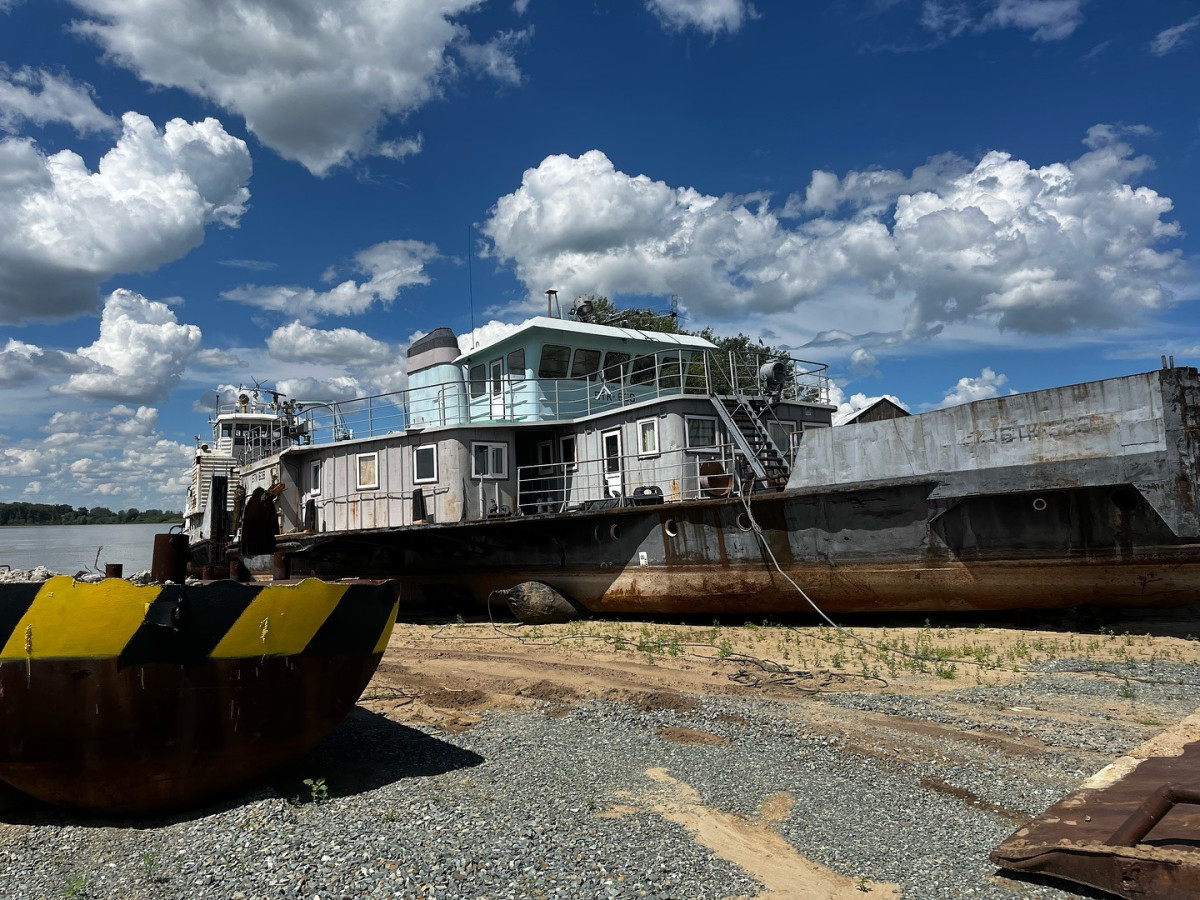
[185,301,1200,617]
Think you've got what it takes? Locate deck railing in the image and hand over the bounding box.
[296,442,749,533]
[218,348,828,465]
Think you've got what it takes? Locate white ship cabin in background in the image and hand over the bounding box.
[187,302,836,544]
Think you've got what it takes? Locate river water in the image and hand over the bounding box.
[0,523,173,574]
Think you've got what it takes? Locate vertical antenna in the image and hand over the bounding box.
[467,224,477,348]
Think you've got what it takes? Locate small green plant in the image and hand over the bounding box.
[856,875,871,892]
[62,875,88,899]
[1119,679,1137,700]
[303,777,329,804]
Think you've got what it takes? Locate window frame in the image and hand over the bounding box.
[310,460,322,495]
[470,441,509,479]
[468,363,486,399]
[356,451,380,490]
[413,444,438,484]
[684,415,719,452]
[538,344,571,379]
[559,434,577,472]
[569,348,602,380]
[629,354,657,386]
[506,347,526,382]
[637,417,660,458]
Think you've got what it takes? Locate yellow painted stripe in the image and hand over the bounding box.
[210,579,347,658]
[372,600,400,653]
[0,576,162,661]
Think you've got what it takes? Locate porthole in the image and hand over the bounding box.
[1032,497,1047,512]
[663,518,679,537]
[593,525,605,543]
[736,512,753,532]
[610,523,622,541]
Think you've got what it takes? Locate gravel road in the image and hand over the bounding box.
[2,598,1199,899]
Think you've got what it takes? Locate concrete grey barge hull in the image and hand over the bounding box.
[278,367,1200,616]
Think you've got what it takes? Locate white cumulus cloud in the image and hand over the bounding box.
[57,289,203,403]
[0,66,117,135]
[268,321,397,367]
[222,239,438,320]
[646,0,756,35]
[935,366,1015,408]
[483,127,1182,341]
[0,113,251,323]
[70,0,527,175]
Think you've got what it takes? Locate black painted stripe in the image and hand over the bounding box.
[117,581,257,668]
[0,582,42,651]
[302,583,397,658]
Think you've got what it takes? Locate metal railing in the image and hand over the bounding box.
[217,349,829,466]
[515,442,745,513]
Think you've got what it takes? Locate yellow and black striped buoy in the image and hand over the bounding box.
[0,576,399,813]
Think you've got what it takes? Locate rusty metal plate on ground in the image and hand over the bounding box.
[991,710,1200,898]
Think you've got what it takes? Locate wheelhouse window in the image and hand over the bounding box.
[310,460,321,495]
[685,416,718,451]
[471,441,509,479]
[538,344,571,378]
[658,354,683,389]
[638,418,659,457]
[601,351,631,381]
[356,452,379,490]
[413,445,438,483]
[629,354,656,385]
[507,348,526,381]
[559,435,577,471]
[469,363,486,398]
[570,348,601,379]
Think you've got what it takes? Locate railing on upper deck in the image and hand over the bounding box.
[222,348,828,464]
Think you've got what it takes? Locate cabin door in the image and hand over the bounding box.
[489,359,505,419]
[601,428,623,498]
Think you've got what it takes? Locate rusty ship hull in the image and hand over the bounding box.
[274,366,1200,616]
[0,576,399,813]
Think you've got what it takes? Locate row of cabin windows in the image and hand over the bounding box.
[311,443,512,493]
[467,345,693,398]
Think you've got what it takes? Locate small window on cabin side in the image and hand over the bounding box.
[471,441,508,479]
[357,452,379,490]
[638,418,659,456]
[560,435,577,470]
[469,364,485,398]
[685,416,718,450]
[414,445,438,483]
[538,344,571,378]
[507,348,526,381]
[601,351,630,381]
[570,349,601,379]
[310,460,321,495]
[629,355,656,385]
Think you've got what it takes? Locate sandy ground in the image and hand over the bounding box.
[359,605,1200,898]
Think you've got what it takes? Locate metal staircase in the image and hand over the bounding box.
[711,396,791,492]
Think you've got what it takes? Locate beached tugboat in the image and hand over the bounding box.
[185,295,1200,617]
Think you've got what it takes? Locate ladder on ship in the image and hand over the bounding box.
[710,396,791,492]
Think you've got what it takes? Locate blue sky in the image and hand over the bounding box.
[0,0,1197,510]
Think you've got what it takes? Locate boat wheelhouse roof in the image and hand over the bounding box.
[456,316,717,366]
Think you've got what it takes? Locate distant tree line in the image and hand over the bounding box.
[0,502,182,526]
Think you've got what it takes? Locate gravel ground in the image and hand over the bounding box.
[1,677,1175,899]
[3,583,1199,899]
